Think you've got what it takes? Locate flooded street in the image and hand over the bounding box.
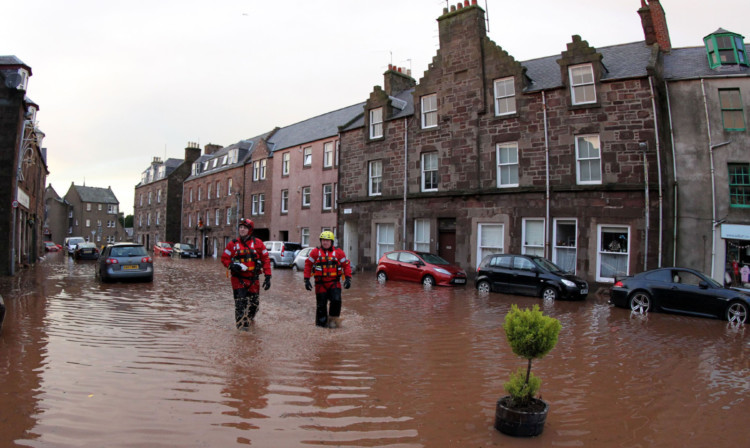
[1,253,748,447]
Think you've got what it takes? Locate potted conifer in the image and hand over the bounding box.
[495,304,561,437]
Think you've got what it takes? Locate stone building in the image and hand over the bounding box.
[664,27,750,280]
[134,143,200,249]
[337,0,672,284]
[0,56,48,275]
[64,184,126,245]
[44,184,69,245]
[182,135,272,257]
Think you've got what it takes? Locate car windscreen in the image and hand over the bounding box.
[111,246,148,257]
[533,257,567,273]
[418,253,451,265]
[284,243,302,252]
[182,244,196,250]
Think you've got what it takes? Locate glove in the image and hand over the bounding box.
[344,277,351,289]
[229,262,243,273]
[304,278,313,291]
[263,276,271,290]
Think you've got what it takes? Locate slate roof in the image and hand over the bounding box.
[185,131,272,181]
[0,55,28,67]
[664,45,750,80]
[74,185,119,204]
[267,103,365,153]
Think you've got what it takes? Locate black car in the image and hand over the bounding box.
[475,254,588,300]
[171,243,201,258]
[74,242,100,260]
[610,267,750,324]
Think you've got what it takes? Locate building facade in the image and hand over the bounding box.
[64,184,126,245]
[0,56,48,275]
[134,143,200,249]
[338,1,672,284]
[44,185,69,245]
[664,27,750,281]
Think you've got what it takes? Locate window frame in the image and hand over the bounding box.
[496,142,519,187]
[323,142,334,168]
[729,163,750,208]
[493,77,516,116]
[421,93,438,129]
[303,147,312,167]
[414,219,430,252]
[369,160,383,196]
[569,64,596,105]
[370,107,384,139]
[302,186,311,208]
[421,152,439,192]
[719,88,746,131]
[521,218,545,257]
[575,134,602,185]
[596,225,630,283]
[322,184,333,211]
[477,223,504,268]
[282,152,290,176]
[281,189,289,213]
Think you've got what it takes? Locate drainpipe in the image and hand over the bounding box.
[648,76,664,267]
[664,81,679,266]
[640,142,650,271]
[542,91,550,259]
[702,79,732,279]
[402,117,408,249]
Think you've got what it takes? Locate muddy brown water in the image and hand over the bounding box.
[1,253,748,447]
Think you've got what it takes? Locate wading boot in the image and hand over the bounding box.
[328,316,342,329]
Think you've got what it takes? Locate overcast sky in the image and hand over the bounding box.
[4,0,749,214]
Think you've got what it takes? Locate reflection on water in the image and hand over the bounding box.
[0,253,748,447]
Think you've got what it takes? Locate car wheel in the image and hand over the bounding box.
[477,280,491,293]
[377,271,387,282]
[292,263,299,272]
[422,275,435,287]
[541,286,559,301]
[629,291,652,314]
[726,301,748,324]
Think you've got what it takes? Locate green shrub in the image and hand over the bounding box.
[503,304,561,406]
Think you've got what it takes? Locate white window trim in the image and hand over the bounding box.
[596,224,630,283]
[569,64,596,105]
[370,107,384,139]
[369,160,382,196]
[421,152,438,192]
[303,147,312,167]
[421,94,438,129]
[496,142,519,188]
[281,189,289,213]
[552,218,578,274]
[575,134,602,185]
[476,223,504,268]
[323,142,334,168]
[521,218,545,257]
[322,184,333,210]
[414,219,430,252]
[302,187,311,207]
[494,76,516,116]
[282,152,290,175]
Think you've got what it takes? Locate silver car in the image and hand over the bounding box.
[292,247,314,271]
[264,241,303,268]
[96,243,153,282]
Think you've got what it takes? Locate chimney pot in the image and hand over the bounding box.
[464,0,469,6]
[471,0,477,4]
[450,5,456,11]
[457,3,463,9]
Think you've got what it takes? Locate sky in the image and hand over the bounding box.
[4,0,749,215]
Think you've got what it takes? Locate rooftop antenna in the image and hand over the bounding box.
[485,0,490,33]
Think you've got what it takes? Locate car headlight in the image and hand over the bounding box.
[435,268,451,275]
[561,279,576,287]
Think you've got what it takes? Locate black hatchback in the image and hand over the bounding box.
[475,254,588,300]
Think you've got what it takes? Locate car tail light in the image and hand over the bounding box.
[281,246,285,256]
[613,280,624,287]
[106,258,119,265]
[142,256,152,263]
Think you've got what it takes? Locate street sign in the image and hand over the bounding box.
[11,200,18,208]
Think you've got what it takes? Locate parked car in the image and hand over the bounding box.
[265,241,303,268]
[96,243,153,282]
[376,250,467,287]
[44,241,62,252]
[292,247,314,271]
[74,242,100,260]
[475,254,588,300]
[171,243,201,258]
[64,236,86,255]
[153,242,173,256]
[610,267,749,324]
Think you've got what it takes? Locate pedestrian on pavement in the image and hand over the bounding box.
[220,218,272,329]
[303,231,352,328]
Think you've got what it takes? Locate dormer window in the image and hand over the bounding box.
[18,69,29,91]
[569,64,596,105]
[369,107,383,139]
[705,30,747,68]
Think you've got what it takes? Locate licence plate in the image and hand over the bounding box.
[580,288,588,294]
[454,278,466,284]
[123,265,139,270]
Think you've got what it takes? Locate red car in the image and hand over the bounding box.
[153,242,173,256]
[44,241,62,252]
[376,250,467,287]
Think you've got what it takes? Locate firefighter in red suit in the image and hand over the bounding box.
[304,231,352,328]
[220,218,272,329]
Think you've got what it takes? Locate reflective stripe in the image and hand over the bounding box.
[224,249,232,255]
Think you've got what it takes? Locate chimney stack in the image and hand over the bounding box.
[184,142,201,163]
[639,0,671,52]
[204,143,222,155]
[384,64,416,95]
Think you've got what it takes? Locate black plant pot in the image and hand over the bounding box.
[494,396,549,437]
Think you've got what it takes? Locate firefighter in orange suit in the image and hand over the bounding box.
[221,218,272,329]
[304,231,352,328]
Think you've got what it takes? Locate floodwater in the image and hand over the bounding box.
[1,253,748,447]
